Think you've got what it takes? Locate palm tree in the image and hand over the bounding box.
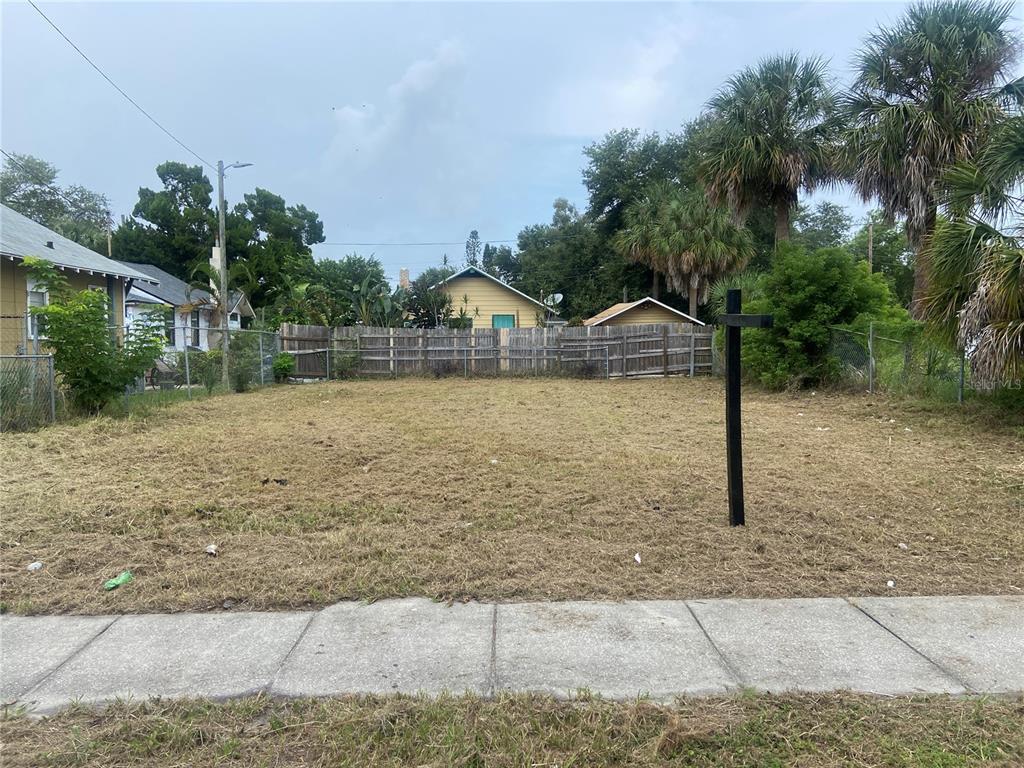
[923,116,1023,386]
[699,53,838,245]
[843,0,1021,316]
[614,183,754,316]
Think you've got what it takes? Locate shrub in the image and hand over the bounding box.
[24,258,164,413]
[228,333,259,392]
[741,244,893,389]
[191,350,223,394]
[272,352,295,382]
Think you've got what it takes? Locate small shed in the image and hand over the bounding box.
[583,297,703,327]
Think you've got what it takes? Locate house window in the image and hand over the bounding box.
[164,309,176,345]
[191,310,201,347]
[27,287,47,340]
[491,314,515,329]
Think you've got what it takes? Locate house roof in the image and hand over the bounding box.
[583,297,704,327]
[119,261,212,307]
[0,204,157,284]
[431,266,559,315]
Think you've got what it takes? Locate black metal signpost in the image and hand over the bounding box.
[720,289,773,526]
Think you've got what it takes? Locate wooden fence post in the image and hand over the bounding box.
[689,329,696,377]
[389,327,396,378]
[662,325,669,377]
[421,328,428,375]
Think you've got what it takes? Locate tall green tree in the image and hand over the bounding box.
[582,129,691,237]
[0,152,111,252]
[842,0,1022,315]
[113,162,215,279]
[514,199,647,323]
[792,201,852,251]
[846,212,915,308]
[700,54,839,245]
[465,230,482,267]
[614,183,754,316]
[923,115,1024,386]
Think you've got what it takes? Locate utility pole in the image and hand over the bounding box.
[217,160,230,388]
[867,220,874,273]
[216,160,253,388]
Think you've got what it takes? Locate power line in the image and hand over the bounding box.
[27,0,213,170]
[0,147,112,225]
[319,239,518,247]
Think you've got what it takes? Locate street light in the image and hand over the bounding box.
[217,160,253,387]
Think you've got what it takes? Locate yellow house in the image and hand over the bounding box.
[1,204,157,354]
[434,266,559,328]
[583,296,703,327]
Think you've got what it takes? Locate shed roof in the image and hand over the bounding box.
[431,266,558,315]
[0,204,156,283]
[583,296,703,326]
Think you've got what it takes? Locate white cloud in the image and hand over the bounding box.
[325,40,466,172]
[540,5,747,138]
[319,39,504,236]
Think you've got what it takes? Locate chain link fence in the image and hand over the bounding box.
[1,327,280,431]
[1,354,56,432]
[829,324,968,400]
[126,327,281,399]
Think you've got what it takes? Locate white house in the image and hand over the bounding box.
[118,262,216,352]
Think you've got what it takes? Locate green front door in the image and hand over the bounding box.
[491,314,515,329]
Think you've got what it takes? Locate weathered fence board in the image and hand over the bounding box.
[280,323,715,379]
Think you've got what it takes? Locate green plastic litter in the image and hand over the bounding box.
[104,571,133,591]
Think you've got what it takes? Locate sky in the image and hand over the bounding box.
[2,1,1017,284]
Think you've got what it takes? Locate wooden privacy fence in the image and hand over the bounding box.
[279,323,715,379]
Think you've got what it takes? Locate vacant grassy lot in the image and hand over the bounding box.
[1,378,1021,613]
[2,693,1022,767]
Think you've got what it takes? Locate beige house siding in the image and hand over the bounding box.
[442,276,547,328]
[0,258,127,354]
[599,303,685,326]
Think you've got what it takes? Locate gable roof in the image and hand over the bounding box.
[431,266,558,315]
[583,296,704,326]
[119,261,212,307]
[0,204,156,284]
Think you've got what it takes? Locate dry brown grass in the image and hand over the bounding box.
[2,693,1023,767]
[1,377,1021,614]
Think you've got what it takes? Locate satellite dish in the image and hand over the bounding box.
[544,293,564,307]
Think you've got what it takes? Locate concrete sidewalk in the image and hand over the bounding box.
[2,596,1021,714]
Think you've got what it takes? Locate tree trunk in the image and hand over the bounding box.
[688,282,699,319]
[774,199,791,244]
[909,206,937,320]
[651,270,660,300]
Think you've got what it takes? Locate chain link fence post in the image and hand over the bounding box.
[183,340,192,399]
[259,332,265,387]
[48,353,56,423]
[868,322,875,394]
[958,348,966,404]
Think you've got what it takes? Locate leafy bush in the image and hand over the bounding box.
[228,333,259,392]
[190,349,222,394]
[740,245,893,389]
[272,352,295,382]
[25,258,164,413]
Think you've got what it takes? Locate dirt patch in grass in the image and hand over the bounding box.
[1,378,1021,614]
[2,693,1022,767]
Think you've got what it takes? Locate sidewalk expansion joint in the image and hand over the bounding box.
[684,601,745,689]
[845,598,974,693]
[486,603,499,697]
[266,611,317,695]
[22,615,121,700]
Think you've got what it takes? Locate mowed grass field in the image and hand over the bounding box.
[1,377,1021,614]
[3,693,1023,767]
